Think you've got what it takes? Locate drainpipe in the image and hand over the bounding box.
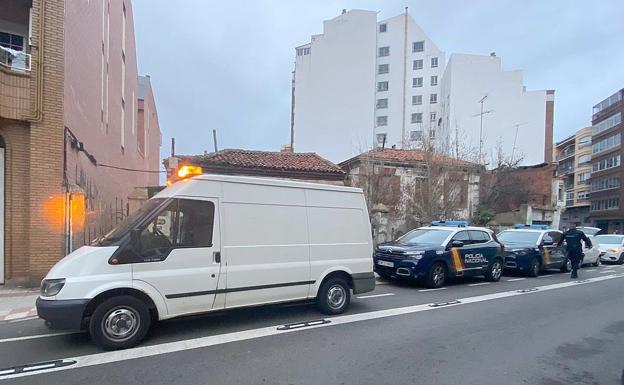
[24,0,46,122]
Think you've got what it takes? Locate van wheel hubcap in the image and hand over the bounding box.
[103,307,140,342]
[327,285,346,309]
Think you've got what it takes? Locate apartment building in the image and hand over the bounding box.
[0,0,161,285]
[588,88,623,233]
[292,9,553,166]
[439,54,554,165]
[555,127,592,228]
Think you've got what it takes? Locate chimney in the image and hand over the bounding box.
[490,52,496,57]
[281,144,293,153]
[341,9,347,14]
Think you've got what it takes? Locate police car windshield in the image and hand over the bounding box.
[397,229,453,246]
[497,230,540,244]
[595,235,624,245]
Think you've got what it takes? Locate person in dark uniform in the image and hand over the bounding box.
[558,223,592,279]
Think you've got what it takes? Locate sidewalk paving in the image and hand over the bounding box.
[0,287,39,322]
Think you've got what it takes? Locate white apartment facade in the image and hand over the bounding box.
[439,53,554,166]
[293,9,553,166]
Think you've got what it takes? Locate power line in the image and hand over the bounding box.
[98,163,166,173]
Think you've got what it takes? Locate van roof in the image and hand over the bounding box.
[160,174,363,196]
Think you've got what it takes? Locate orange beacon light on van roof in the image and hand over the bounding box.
[176,165,202,179]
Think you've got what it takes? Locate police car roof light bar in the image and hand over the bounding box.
[431,220,468,227]
[513,224,550,230]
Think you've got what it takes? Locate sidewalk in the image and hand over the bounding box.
[0,287,39,322]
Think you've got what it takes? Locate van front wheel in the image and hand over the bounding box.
[89,295,151,350]
[317,277,351,315]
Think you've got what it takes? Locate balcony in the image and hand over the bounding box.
[556,165,575,176]
[557,147,575,161]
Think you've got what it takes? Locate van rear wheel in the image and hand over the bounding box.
[89,295,151,350]
[317,277,351,315]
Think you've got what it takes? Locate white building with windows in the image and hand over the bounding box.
[292,9,554,166]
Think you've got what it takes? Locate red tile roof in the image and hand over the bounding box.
[180,149,345,175]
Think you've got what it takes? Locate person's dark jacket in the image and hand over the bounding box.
[558,228,592,252]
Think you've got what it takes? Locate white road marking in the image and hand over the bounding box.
[467,282,490,287]
[586,269,596,272]
[2,273,623,380]
[505,278,526,282]
[356,293,395,299]
[418,288,447,292]
[375,281,389,285]
[600,270,616,274]
[0,331,81,344]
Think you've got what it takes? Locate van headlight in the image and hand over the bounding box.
[40,278,66,297]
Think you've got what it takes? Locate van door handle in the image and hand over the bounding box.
[213,251,221,263]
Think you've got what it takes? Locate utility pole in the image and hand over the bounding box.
[212,129,218,152]
[473,95,493,164]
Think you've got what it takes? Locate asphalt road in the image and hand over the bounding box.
[2,264,624,385]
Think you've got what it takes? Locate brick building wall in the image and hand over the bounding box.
[0,0,162,285]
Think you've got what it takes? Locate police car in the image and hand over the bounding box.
[374,221,504,288]
[497,225,570,277]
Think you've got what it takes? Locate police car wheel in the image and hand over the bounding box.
[485,259,503,282]
[528,257,540,277]
[426,263,447,289]
[561,259,572,273]
[317,276,351,315]
[593,259,600,267]
[89,295,151,350]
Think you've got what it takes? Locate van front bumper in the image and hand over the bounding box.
[36,297,89,330]
[352,272,376,294]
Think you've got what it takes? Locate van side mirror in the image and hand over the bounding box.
[450,240,464,248]
[130,229,141,251]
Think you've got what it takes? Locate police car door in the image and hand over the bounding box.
[468,230,495,270]
[544,231,566,267]
[448,230,473,277]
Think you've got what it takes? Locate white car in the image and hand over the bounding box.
[596,234,624,264]
[580,235,601,266]
[37,173,375,349]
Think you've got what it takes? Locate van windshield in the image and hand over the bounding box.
[94,198,167,246]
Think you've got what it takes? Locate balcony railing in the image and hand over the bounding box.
[556,166,575,176]
[0,46,31,72]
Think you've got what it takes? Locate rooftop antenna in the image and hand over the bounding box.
[472,94,494,164]
[511,122,529,163]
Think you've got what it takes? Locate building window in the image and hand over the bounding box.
[578,154,591,165]
[429,129,436,139]
[412,95,422,105]
[378,46,390,57]
[376,98,388,109]
[413,59,423,70]
[566,191,574,201]
[578,136,592,148]
[578,172,591,183]
[376,116,388,126]
[431,57,438,68]
[413,77,423,88]
[296,47,311,56]
[592,112,621,136]
[430,93,438,104]
[592,133,621,154]
[378,64,389,74]
[379,23,387,33]
[591,176,621,192]
[430,75,438,86]
[411,113,423,124]
[593,154,621,172]
[412,41,424,52]
[430,112,437,122]
[591,197,620,211]
[377,81,389,92]
[377,133,387,144]
[410,130,423,141]
[577,191,590,200]
[0,32,25,51]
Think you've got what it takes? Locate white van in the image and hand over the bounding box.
[36,174,375,349]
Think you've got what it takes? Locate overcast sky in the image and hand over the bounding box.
[133,0,624,165]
